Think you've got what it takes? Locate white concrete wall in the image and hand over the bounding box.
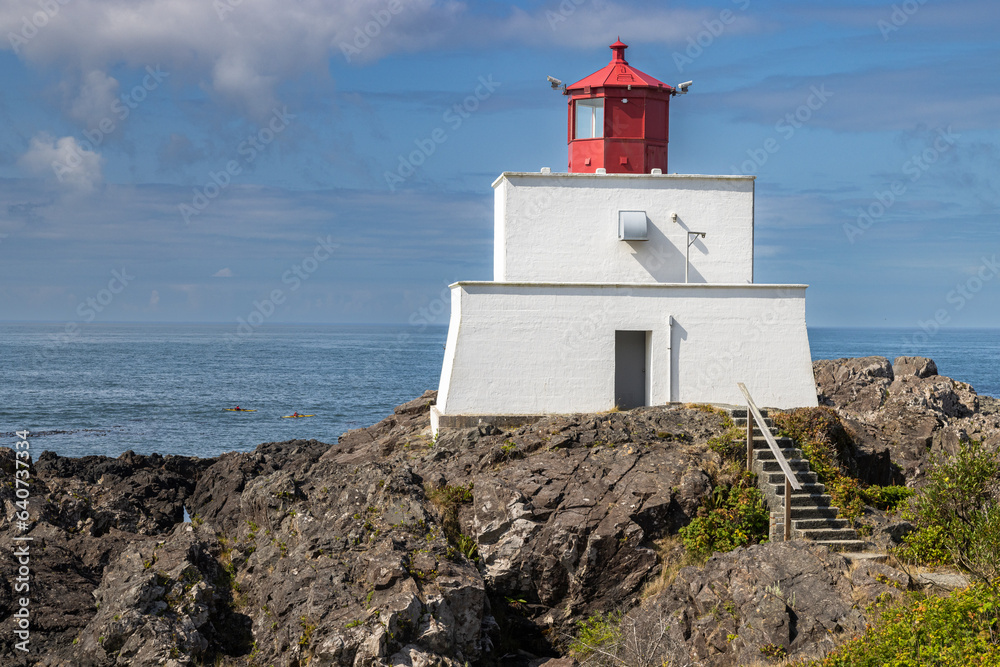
[493,172,754,284]
[435,282,817,416]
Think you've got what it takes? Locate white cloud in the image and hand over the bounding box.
[490,3,762,50]
[210,53,280,120]
[0,0,454,118]
[149,290,160,306]
[18,133,104,191]
[68,70,120,127]
[0,0,752,119]
[212,268,234,278]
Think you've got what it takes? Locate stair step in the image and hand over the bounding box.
[729,408,770,420]
[842,552,889,563]
[754,446,801,460]
[794,527,860,541]
[774,506,841,520]
[793,517,852,530]
[734,423,777,433]
[752,435,794,446]
[772,482,826,495]
[757,459,811,473]
[741,422,778,432]
[765,471,818,485]
[733,417,777,432]
[782,493,833,507]
[811,539,870,553]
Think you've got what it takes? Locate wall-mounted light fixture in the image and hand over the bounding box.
[685,231,706,283]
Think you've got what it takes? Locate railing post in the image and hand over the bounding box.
[746,402,753,472]
[784,477,792,542]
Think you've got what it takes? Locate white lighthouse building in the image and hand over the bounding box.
[431,41,817,432]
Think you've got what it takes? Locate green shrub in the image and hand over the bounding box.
[772,408,909,521]
[760,642,788,660]
[861,485,914,512]
[799,582,1000,666]
[824,476,866,521]
[428,483,479,562]
[568,608,673,667]
[894,441,1000,581]
[428,484,474,509]
[679,472,769,560]
[455,533,479,562]
[895,524,951,566]
[569,611,622,658]
[704,409,747,460]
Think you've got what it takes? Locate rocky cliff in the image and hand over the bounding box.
[1,357,993,666]
[814,355,1000,482]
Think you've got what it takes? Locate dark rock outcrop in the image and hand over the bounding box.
[814,356,893,414]
[892,356,938,379]
[31,450,211,536]
[418,407,725,634]
[814,356,1000,482]
[1,383,940,666]
[0,448,213,662]
[631,541,908,666]
[75,521,252,666]
[0,397,730,665]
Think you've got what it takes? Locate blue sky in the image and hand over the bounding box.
[1,0,998,329]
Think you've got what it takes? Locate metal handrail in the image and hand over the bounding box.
[737,383,801,541]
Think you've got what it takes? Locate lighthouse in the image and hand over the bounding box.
[566,40,675,174]
[431,42,817,433]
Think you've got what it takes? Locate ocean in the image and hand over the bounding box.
[808,327,1000,398]
[1,323,448,459]
[2,323,997,459]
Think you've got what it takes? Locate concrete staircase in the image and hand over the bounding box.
[730,408,868,552]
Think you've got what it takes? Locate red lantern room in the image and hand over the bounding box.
[566,40,676,174]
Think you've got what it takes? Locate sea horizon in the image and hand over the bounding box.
[2,322,997,460]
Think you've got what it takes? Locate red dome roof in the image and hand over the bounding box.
[566,40,672,91]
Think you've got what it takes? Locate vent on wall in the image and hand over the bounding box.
[618,210,648,241]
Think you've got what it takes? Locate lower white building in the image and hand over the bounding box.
[431,171,817,433]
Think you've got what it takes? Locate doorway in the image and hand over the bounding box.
[615,330,648,409]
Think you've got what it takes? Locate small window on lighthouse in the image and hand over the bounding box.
[575,98,604,139]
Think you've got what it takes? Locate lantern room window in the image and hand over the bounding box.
[575,98,604,139]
